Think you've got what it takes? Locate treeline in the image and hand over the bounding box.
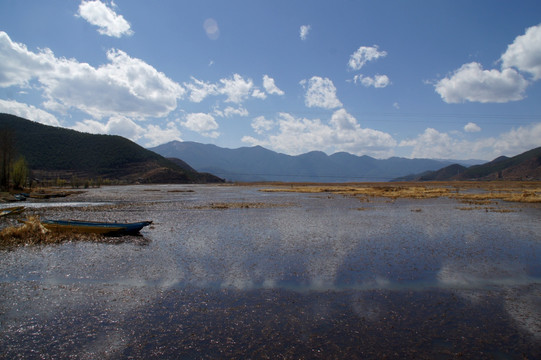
[39,176,124,189]
[0,128,29,191]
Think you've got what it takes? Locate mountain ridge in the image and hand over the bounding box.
[150,140,478,182]
[395,147,541,181]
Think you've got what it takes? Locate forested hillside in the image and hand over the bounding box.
[0,114,222,184]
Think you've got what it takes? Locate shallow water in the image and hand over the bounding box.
[1,184,540,359]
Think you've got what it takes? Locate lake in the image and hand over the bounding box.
[1,184,540,359]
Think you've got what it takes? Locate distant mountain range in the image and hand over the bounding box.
[4,113,537,185]
[395,146,541,181]
[150,141,482,182]
[0,114,223,184]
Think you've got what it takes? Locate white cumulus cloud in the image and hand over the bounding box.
[0,32,185,120]
[262,75,284,95]
[73,116,182,147]
[501,23,541,80]
[464,122,481,133]
[300,76,342,109]
[143,122,182,147]
[219,74,254,103]
[435,24,541,104]
[435,62,528,103]
[300,25,311,41]
[243,109,396,157]
[0,32,54,88]
[399,128,455,159]
[0,99,60,126]
[400,122,541,160]
[251,89,267,99]
[77,0,133,38]
[73,115,144,140]
[348,45,387,71]
[251,116,274,134]
[182,112,219,138]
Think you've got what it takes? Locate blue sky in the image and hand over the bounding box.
[1,0,540,160]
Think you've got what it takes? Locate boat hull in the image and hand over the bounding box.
[41,220,152,235]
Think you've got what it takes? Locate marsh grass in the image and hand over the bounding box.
[192,202,293,210]
[456,206,517,213]
[261,181,541,203]
[0,216,101,248]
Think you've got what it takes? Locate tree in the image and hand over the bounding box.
[0,128,15,191]
[11,157,28,190]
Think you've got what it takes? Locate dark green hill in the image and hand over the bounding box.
[0,113,223,184]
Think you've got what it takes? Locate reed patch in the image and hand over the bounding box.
[261,181,541,203]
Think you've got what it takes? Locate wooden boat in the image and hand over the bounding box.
[0,206,25,217]
[40,219,152,235]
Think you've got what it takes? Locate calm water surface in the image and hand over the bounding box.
[1,184,540,359]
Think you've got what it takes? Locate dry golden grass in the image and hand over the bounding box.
[0,216,100,248]
[260,181,541,203]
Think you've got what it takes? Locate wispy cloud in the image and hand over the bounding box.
[184,77,218,103]
[214,106,249,118]
[77,0,133,38]
[300,25,311,41]
[184,74,279,104]
[348,45,387,71]
[348,45,390,89]
[353,74,390,88]
[203,18,220,40]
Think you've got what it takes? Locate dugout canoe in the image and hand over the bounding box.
[40,219,152,235]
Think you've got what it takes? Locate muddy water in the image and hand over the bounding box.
[1,184,540,359]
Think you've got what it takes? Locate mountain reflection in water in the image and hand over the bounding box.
[0,184,539,358]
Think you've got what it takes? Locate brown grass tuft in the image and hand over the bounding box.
[0,216,101,248]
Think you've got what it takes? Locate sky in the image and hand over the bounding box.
[1,0,540,161]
